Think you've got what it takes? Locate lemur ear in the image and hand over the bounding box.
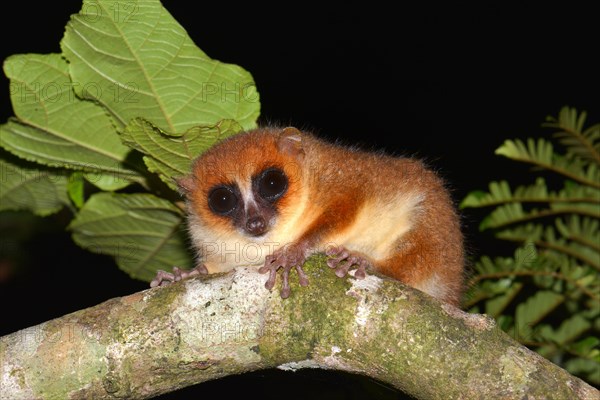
[175,176,196,196]
[277,127,305,159]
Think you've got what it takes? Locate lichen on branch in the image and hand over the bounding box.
[1,258,597,399]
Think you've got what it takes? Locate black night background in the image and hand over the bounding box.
[0,2,597,399]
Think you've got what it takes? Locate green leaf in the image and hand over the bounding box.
[0,53,142,185]
[538,314,591,346]
[121,118,242,190]
[495,223,544,242]
[83,172,135,191]
[514,291,564,342]
[497,315,514,332]
[61,0,260,133]
[67,172,86,209]
[479,202,526,230]
[570,336,600,357]
[496,138,553,164]
[68,193,193,281]
[0,156,70,216]
[485,282,523,318]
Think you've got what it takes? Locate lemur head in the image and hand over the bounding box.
[178,127,307,239]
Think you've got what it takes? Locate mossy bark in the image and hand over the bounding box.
[1,256,597,399]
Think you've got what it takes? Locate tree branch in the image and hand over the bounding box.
[1,257,598,399]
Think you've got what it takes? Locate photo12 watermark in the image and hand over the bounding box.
[80,0,139,23]
[9,81,140,105]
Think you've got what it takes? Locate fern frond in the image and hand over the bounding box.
[480,203,600,231]
[549,202,600,218]
[484,282,523,317]
[470,244,541,278]
[559,180,600,204]
[540,314,592,346]
[536,253,599,300]
[465,108,599,386]
[495,138,600,189]
[514,291,565,343]
[461,178,600,208]
[536,314,593,360]
[582,123,600,154]
[543,106,600,164]
[495,222,600,270]
[555,216,600,252]
[569,337,600,360]
[467,244,599,302]
[495,223,545,241]
[544,244,599,273]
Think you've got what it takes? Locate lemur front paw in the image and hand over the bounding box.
[326,245,369,279]
[150,264,208,288]
[258,245,309,298]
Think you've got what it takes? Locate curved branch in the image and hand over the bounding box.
[1,258,597,399]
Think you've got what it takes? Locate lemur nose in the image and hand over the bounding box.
[246,216,266,236]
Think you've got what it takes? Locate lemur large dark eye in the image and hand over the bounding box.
[258,168,288,201]
[208,186,238,215]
